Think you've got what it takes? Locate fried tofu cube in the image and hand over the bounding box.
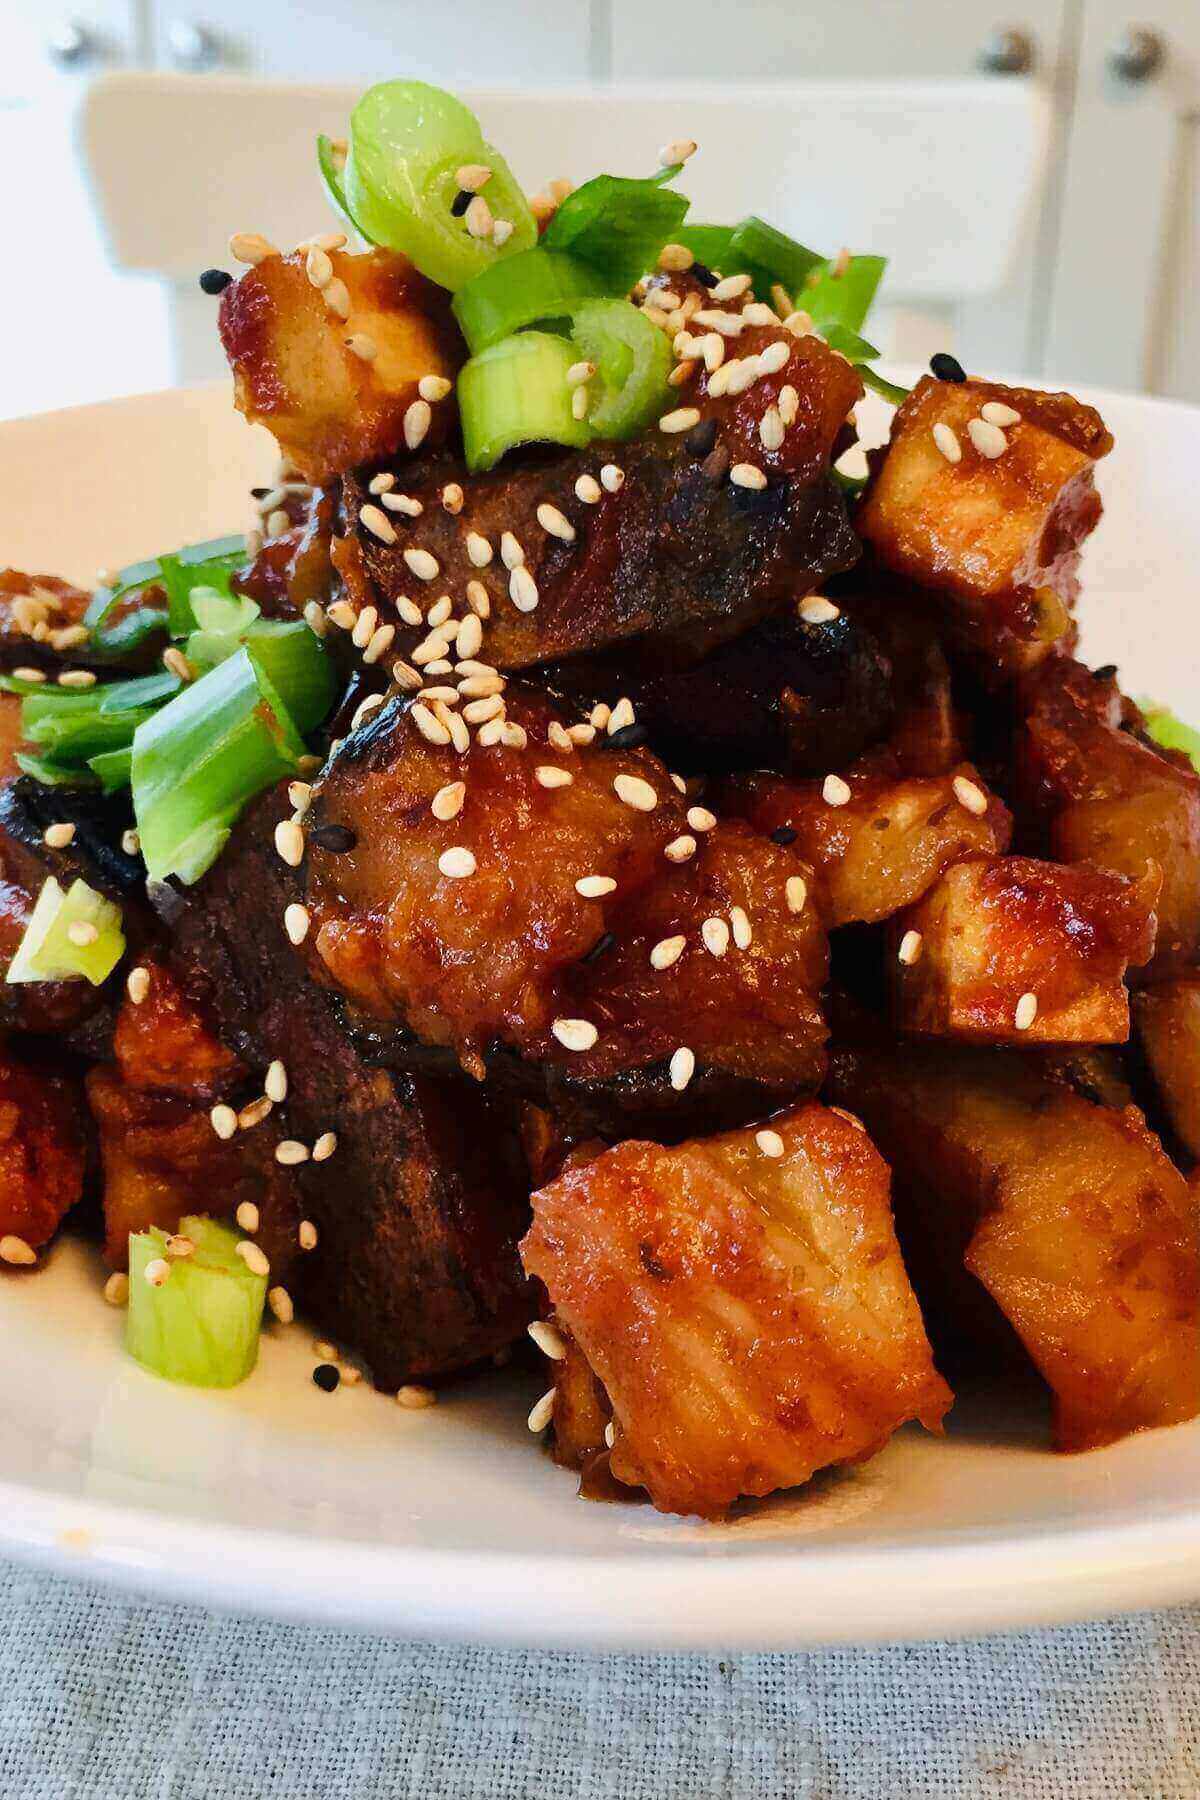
[892,855,1158,1043]
[1018,659,1200,975]
[720,757,1010,927]
[218,248,461,483]
[521,1103,952,1518]
[857,377,1112,676]
[1133,976,1200,1161]
[831,1043,1200,1452]
[0,1046,86,1256]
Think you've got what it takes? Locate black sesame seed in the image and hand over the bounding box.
[580,930,617,967]
[450,189,472,218]
[1093,663,1118,681]
[313,1363,340,1393]
[607,723,649,750]
[691,262,718,289]
[930,352,966,384]
[769,826,798,846]
[250,486,270,500]
[684,418,718,458]
[309,822,357,853]
[199,268,233,295]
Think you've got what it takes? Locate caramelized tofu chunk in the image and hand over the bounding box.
[892,855,1158,1043]
[0,571,91,670]
[521,1104,950,1517]
[1133,976,1200,1161]
[830,1043,1200,1451]
[1018,658,1200,975]
[218,248,461,484]
[857,377,1112,677]
[720,756,1010,927]
[0,1045,86,1256]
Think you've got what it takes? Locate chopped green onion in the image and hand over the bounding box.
[569,299,671,439]
[804,254,886,337]
[159,537,248,637]
[22,693,155,767]
[84,534,247,660]
[857,365,910,407]
[189,588,260,637]
[13,752,92,788]
[88,745,133,792]
[6,876,124,985]
[543,173,689,293]
[126,1216,266,1388]
[676,225,737,271]
[317,132,365,239]
[458,331,592,473]
[1142,703,1200,771]
[345,80,536,290]
[98,671,182,713]
[451,247,608,354]
[728,216,823,296]
[132,622,333,884]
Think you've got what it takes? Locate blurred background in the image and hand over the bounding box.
[2,0,1197,419]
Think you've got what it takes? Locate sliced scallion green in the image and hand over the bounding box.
[570,299,671,439]
[543,172,689,292]
[317,132,365,239]
[728,216,823,296]
[126,1216,266,1388]
[458,331,592,473]
[451,247,608,353]
[1142,703,1200,771]
[88,745,133,792]
[6,876,124,985]
[804,253,886,337]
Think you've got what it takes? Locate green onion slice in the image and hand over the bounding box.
[728,216,824,297]
[317,133,365,239]
[13,753,92,788]
[570,299,672,440]
[804,254,886,337]
[676,225,737,272]
[88,746,133,792]
[126,1216,266,1388]
[1142,702,1200,771]
[344,80,536,290]
[543,173,689,293]
[84,534,247,659]
[458,331,592,473]
[6,876,124,985]
[452,247,608,354]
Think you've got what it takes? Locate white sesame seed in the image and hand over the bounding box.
[687,806,716,832]
[404,547,439,583]
[11,667,45,684]
[432,781,466,821]
[425,595,453,628]
[0,1232,36,1267]
[57,668,97,688]
[303,600,328,639]
[344,332,378,362]
[369,472,396,495]
[463,531,493,570]
[552,1018,599,1052]
[952,774,989,817]
[500,722,528,750]
[822,774,852,807]
[210,1104,237,1141]
[571,383,590,420]
[67,920,98,947]
[607,697,635,735]
[650,935,686,971]
[411,702,451,747]
[711,272,752,302]
[535,766,573,790]
[265,1060,288,1104]
[363,623,396,665]
[548,721,574,753]
[566,360,595,387]
[500,532,525,570]
[528,1320,568,1360]
[463,696,504,726]
[392,659,423,690]
[1014,991,1039,1031]
[360,504,398,546]
[591,703,612,729]
[381,491,423,516]
[143,1257,171,1287]
[412,633,452,667]
[613,773,657,813]
[229,231,277,265]
[284,903,310,945]
[419,374,452,402]
[166,1238,195,1265]
[981,400,1021,427]
[785,875,808,915]
[351,605,379,648]
[568,723,595,746]
[701,917,730,957]
[898,929,924,966]
[124,965,151,1006]
[659,406,701,434]
[659,138,697,167]
[438,846,476,879]
[275,1141,309,1169]
[404,400,432,450]
[967,417,1007,459]
[537,502,576,543]
[932,422,962,465]
[778,383,799,425]
[419,686,459,705]
[326,601,357,631]
[465,194,494,238]
[730,463,767,490]
[527,1388,556,1432]
[575,474,602,504]
[458,673,505,699]
[268,1286,294,1324]
[274,818,305,867]
[760,407,785,452]
[693,308,744,338]
[600,464,625,493]
[664,834,697,863]
[313,1339,338,1361]
[397,1384,437,1410]
[510,567,539,612]
[236,1200,261,1234]
[445,708,471,754]
[729,905,752,949]
[441,483,464,515]
[455,162,492,192]
[576,875,616,898]
[723,356,762,397]
[104,1271,129,1306]
[323,277,351,320]
[121,828,141,856]
[305,245,333,287]
[476,718,505,747]
[669,1046,696,1092]
[756,1129,785,1159]
[799,596,841,624]
[313,1131,338,1161]
[237,1240,271,1276]
[299,1220,318,1251]
[491,220,514,248]
[43,822,75,849]
[743,303,780,328]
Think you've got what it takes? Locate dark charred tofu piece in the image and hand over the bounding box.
[1018,658,1200,976]
[1133,976,1200,1161]
[0,1045,87,1260]
[0,571,92,669]
[87,961,301,1275]
[892,855,1158,1043]
[838,590,967,775]
[160,787,535,1386]
[303,686,829,1105]
[830,1043,1200,1452]
[856,377,1112,677]
[218,248,462,484]
[233,488,336,619]
[340,329,861,675]
[521,1103,951,1518]
[720,755,1011,927]
[542,602,894,778]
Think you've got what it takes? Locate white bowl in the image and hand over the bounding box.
[1,380,1197,1650]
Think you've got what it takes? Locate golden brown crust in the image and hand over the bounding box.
[1133,975,1200,1161]
[0,1046,86,1253]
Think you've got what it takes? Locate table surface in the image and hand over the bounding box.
[3,1561,1197,1799]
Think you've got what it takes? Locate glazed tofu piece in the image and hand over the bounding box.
[521,1103,952,1518]
[1133,975,1200,1161]
[1018,658,1200,975]
[0,571,91,667]
[830,1043,1200,1452]
[892,855,1158,1043]
[218,247,462,483]
[719,756,1010,927]
[857,376,1112,677]
[0,1045,86,1260]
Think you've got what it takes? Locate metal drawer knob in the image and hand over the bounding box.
[1108,26,1165,84]
[47,19,96,67]
[977,27,1035,76]
[166,19,220,71]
